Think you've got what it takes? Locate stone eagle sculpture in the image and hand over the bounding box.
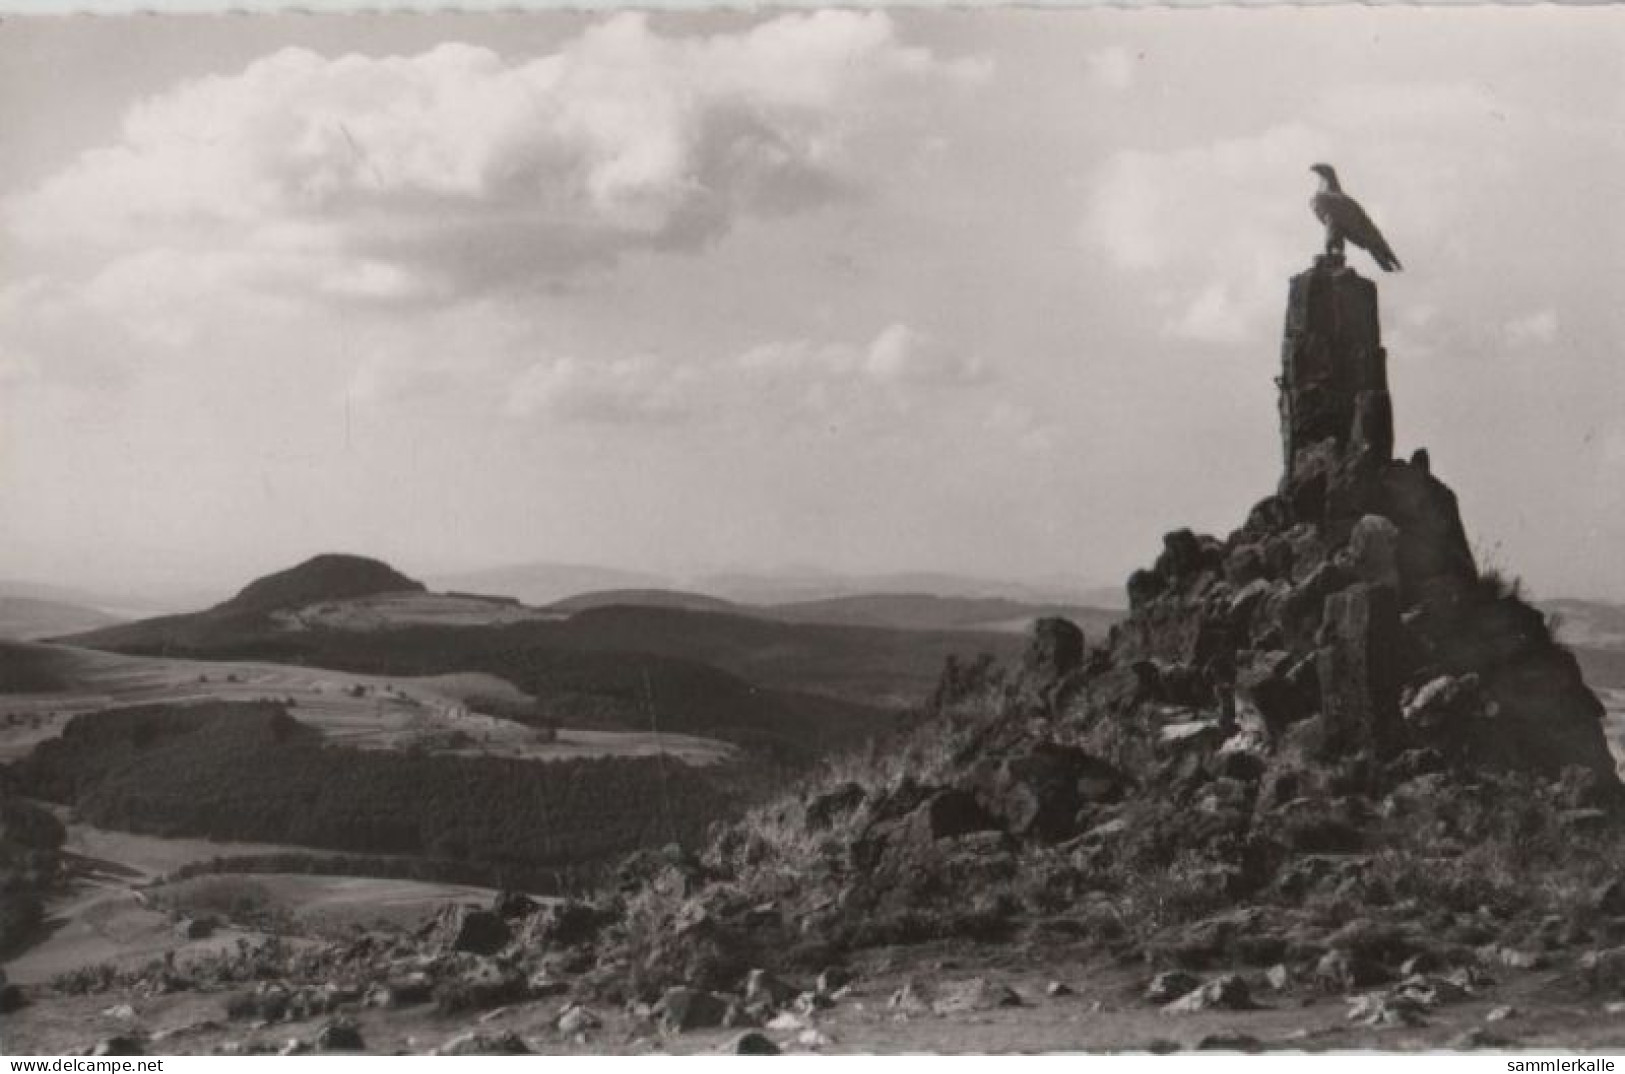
[1309,164,1402,272]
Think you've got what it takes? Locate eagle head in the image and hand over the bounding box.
[1309,163,1340,189]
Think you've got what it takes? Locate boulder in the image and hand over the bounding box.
[1144,970,1200,1005]
[726,1031,780,1055]
[656,987,731,1033]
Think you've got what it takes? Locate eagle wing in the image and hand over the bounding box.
[1313,191,1402,272]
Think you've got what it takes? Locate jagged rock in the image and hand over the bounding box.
[743,969,800,1011]
[1340,515,1400,589]
[1236,649,1315,737]
[1317,583,1402,750]
[435,1031,531,1056]
[978,743,1126,842]
[726,1031,780,1055]
[435,905,511,956]
[805,783,865,830]
[527,899,604,949]
[656,987,731,1033]
[1162,974,1255,1013]
[1025,617,1084,680]
[1144,970,1200,1004]
[930,977,1022,1014]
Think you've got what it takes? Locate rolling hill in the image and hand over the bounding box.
[0,596,124,641]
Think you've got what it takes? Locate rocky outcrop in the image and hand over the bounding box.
[1109,254,1616,786]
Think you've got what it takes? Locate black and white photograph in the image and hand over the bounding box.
[2,1,1624,1059]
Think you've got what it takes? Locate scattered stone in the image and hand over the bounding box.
[315,1019,365,1052]
[435,1031,531,1056]
[793,990,833,1015]
[765,1012,808,1031]
[796,1028,834,1050]
[726,1031,780,1055]
[887,980,933,1014]
[556,1003,602,1036]
[815,967,852,996]
[91,1037,145,1056]
[1144,970,1200,1005]
[1195,1032,1265,1053]
[1163,975,1255,1014]
[1315,949,1389,993]
[930,977,1022,1015]
[1046,981,1074,998]
[744,968,800,1011]
[173,917,215,941]
[102,1003,137,1020]
[1449,1027,1512,1050]
[1486,1006,1517,1023]
[1478,945,1542,971]
[369,972,433,1009]
[1345,992,1427,1028]
[1265,964,1291,992]
[1144,1039,1182,1054]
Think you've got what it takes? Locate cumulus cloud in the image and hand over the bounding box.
[1503,309,1559,347]
[738,322,987,393]
[505,353,696,424]
[7,12,980,310]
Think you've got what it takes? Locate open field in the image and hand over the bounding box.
[0,642,734,766]
[4,812,497,985]
[270,590,563,632]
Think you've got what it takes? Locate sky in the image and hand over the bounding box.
[1,8,1622,603]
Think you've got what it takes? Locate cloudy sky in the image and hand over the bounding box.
[1,8,1622,603]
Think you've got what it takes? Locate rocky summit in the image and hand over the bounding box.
[9,258,1625,1055]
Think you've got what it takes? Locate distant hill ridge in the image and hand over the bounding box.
[219,554,425,614]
